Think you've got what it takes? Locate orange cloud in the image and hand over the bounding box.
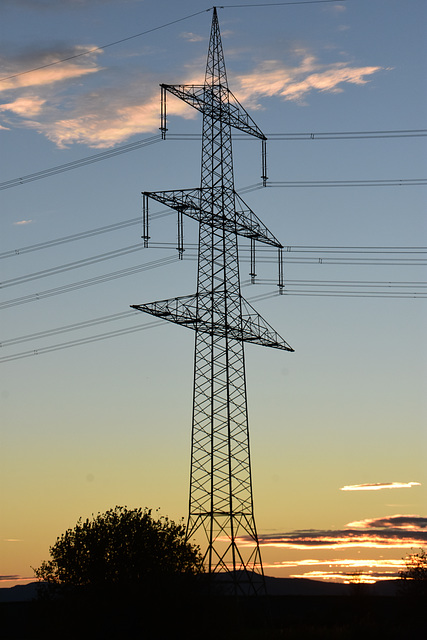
[0,45,385,148]
[26,92,197,148]
[0,52,101,93]
[0,96,46,117]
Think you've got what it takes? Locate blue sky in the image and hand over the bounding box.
[1,0,426,586]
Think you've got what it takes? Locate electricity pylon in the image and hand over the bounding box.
[132,7,293,595]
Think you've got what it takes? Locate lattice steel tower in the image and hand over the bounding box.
[132,7,293,595]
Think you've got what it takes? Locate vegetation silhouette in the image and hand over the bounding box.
[399,548,427,597]
[33,506,203,597]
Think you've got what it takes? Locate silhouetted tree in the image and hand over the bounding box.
[399,548,427,597]
[33,506,203,589]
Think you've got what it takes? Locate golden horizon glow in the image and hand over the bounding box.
[287,571,398,584]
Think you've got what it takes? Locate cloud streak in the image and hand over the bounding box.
[243,515,427,550]
[263,558,407,584]
[341,482,421,491]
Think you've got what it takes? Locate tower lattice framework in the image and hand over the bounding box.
[132,7,293,595]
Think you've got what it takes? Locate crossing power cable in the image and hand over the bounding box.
[1,130,425,191]
[0,310,140,347]
[0,1,347,84]
[0,320,169,364]
[267,179,427,188]
[0,10,211,83]
[0,209,172,260]
[167,130,427,141]
[1,284,425,364]
[0,135,162,190]
[2,277,425,348]
[2,244,425,291]
[0,255,178,310]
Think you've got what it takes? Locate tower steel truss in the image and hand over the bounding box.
[132,7,293,595]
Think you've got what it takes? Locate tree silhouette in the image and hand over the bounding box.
[33,506,203,589]
[399,548,427,597]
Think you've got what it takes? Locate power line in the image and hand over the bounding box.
[0,218,140,259]
[0,290,281,362]
[0,135,162,191]
[0,10,211,83]
[2,277,424,346]
[1,130,425,191]
[0,255,178,310]
[220,1,347,6]
[0,2,348,84]
[246,278,427,288]
[168,130,427,141]
[3,232,426,282]
[0,311,139,347]
[3,243,425,290]
[2,283,424,364]
[0,319,168,364]
[0,210,171,260]
[267,179,427,188]
[1,243,147,288]
[147,242,427,255]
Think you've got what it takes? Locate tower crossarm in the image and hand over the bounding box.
[234,192,282,248]
[240,297,294,351]
[144,188,282,248]
[161,83,266,140]
[131,294,294,351]
[143,188,201,216]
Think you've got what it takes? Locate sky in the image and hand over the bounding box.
[1,0,426,588]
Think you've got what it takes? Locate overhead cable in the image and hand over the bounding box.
[0,255,178,310]
[0,10,210,83]
[0,135,162,190]
[0,2,351,84]
[0,209,171,260]
[1,130,425,191]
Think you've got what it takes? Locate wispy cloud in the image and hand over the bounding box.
[13,220,33,226]
[341,482,421,491]
[2,538,24,542]
[0,47,102,92]
[0,97,46,117]
[24,90,197,148]
[243,514,427,550]
[233,54,383,107]
[0,42,385,148]
[0,45,200,148]
[330,3,347,12]
[180,32,205,43]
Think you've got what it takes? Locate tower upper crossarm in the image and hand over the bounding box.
[161,84,266,140]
